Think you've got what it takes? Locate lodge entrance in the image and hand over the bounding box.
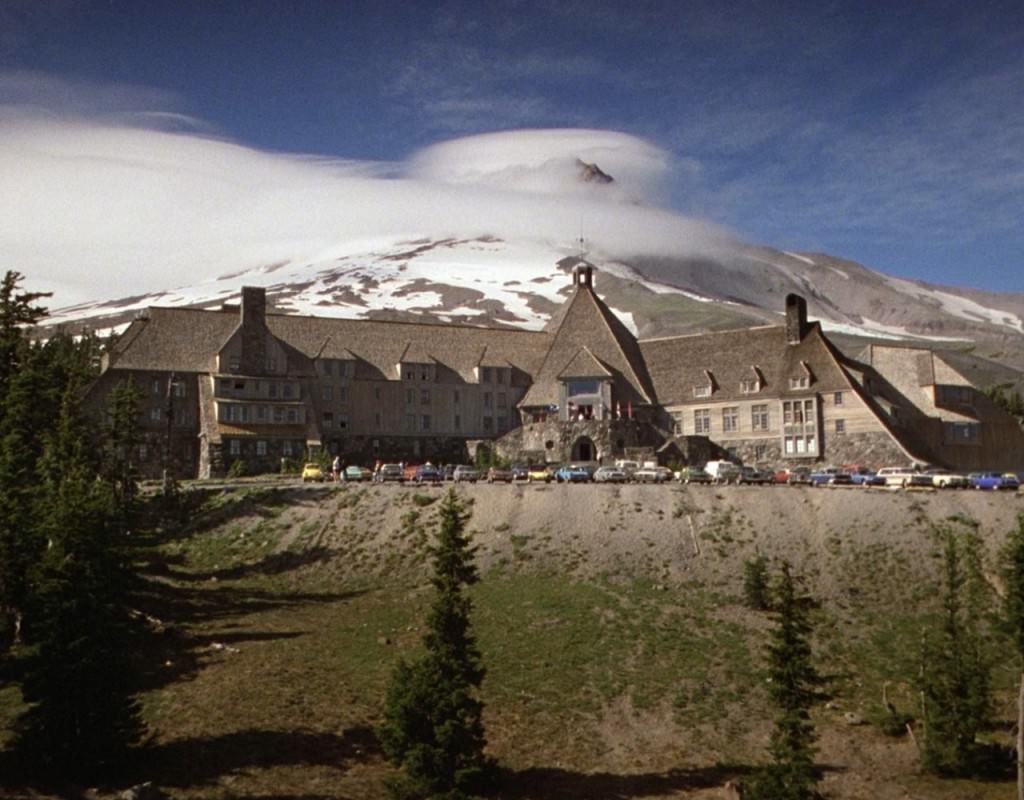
[571,436,596,462]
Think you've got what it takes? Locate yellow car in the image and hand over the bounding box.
[527,465,552,483]
[301,463,327,482]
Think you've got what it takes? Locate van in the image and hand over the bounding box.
[704,460,741,484]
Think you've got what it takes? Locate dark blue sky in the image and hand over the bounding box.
[2,0,1022,292]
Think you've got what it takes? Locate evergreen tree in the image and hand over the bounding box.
[0,270,49,415]
[100,377,144,534]
[1000,514,1024,799]
[919,525,992,776]
[14,385,144,779]
[743,553,772,611]
[745,563,820,800]
[379,489,490,799]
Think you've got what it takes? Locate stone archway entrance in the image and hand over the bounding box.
[571,436,596,462]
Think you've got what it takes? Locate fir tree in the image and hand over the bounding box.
[919,525,992,776]
[101,377,144,533]
[0,270,49,415]
[1001,514,1024,799]
[14,385,144,779]
[379,489,490,799]
[743,553,772,611]
[745,563,820,800]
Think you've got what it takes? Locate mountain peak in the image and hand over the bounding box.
[576,159,614,184]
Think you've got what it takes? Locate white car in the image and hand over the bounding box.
[876,466,919,487]
[923,468,969,489]
[593,466,628,483]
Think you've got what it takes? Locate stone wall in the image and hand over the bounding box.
[495,418,665,465]
[713,430,911,468]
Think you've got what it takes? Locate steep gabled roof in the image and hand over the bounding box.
[520,282,655,407]
[557,346,612,379]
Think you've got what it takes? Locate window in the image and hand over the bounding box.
[498,392,507,408]
[481,367,491,383]
[229,439,240,456]
[694,408,710,435]
[150,407,162,422]
[229,356,240,372]
[338,386,348,403]
[497,415,508,433]
[740,378,760,394]
[338,413,349,430]
[374,386,381,400]
[374,411,382,429]
[789,375,809,390]
[322,360,333,376]
[693,385,712,398]
[751,404,769,431]
[269,383,278,398]
[282,440,293,456]
[835,419,846,435]
[256,440,267,456]
[321,386,332,401]
[482,416,493,433]
[273,406,284,423]
[420,368,429,381]
[286,408,298,423]
[454,414,461,431]
[671,411,684,434]
[421,388,431,405]
[453,390,460,405]
[404,368,414,380]
[152,379,161,395]
[497,369,505,384]
[722,406,739,433]
[283,384,293,399]
[944,421,980,442]
[323,412,334,428]
[484,392,493,409]
[833,391,844,406]
[937,385,973,405]
[421,414,431,431]
[338,360,348,378]
[138,444,148,461]
[405,388,415,405]
[173,381,186,398]
[267,358,277,373]
[405,413,416,431]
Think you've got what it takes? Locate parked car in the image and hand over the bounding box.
[615,460,641,478]
[847,469,882,486]
[442,464,457,481]
[738,466,774,485]
[808,467,843,486]
[705,460,741,484]
[510,464,530,482]
[301,462,327,483]
[876,466,919,487]
[452,465,480,483]
[785,466,813,486]
[634,466,672,483]
[826,472,855,486]
[527,465,553,483]
[402,463,419,481]
[678,466,713,485]
[969,471,1020,490]
[343,465,372,482]
[486,466,514,483]
[903,473,934,490]
[593,466,628,483]
[413,464,444,484]
[923,468,969,489]
[555,464,593,483]
[375,463,404,482]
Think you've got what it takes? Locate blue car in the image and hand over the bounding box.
[554,464,593,483]
[970,471,1020,491]
[413,464,444,484]
[808,467,843,486]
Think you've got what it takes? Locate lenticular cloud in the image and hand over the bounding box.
[0,93,730,307]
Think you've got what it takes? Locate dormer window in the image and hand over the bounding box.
[693,385,712,398]
[229,356,240,373]
[789,376,809,390]
[740,378,760,394]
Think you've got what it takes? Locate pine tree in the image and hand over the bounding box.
[1001,514,1024,799]
[745,563,820,800]
[919,525,992,776]
[379,489,490,799]
[101,377,144,534]
[14,384,144,779]
[743,553,772,610]
[0,270,49,417]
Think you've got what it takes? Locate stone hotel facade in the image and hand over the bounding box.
[82,265,1024,477]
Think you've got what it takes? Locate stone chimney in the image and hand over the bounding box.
[785,293,808,345]
[239,286,268,373]
[573,264,594,289]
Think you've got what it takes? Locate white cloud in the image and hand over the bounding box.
[0,89,733,307]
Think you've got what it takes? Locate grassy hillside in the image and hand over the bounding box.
[2,482,1024,799]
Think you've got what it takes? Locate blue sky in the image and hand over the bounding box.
[1,0,1022,298]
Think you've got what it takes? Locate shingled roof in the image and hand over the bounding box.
[519,280,655,407]
[107,306,551,383]
[557,346,612,379]
[639,323,854,405]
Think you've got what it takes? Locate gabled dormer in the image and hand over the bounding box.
[396,341,436,381]
[693,369,715,398]
[216,287,289,375]
[788,360,814,390]
[740,366,764,394]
